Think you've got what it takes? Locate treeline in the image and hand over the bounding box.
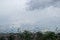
[0,31,60,40]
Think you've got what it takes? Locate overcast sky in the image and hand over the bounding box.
[0,0,60,32]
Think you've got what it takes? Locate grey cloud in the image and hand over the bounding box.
[0,0,60,33]
[27,0,60,10]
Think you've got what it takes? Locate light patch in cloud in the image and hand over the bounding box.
[15,6,60,32]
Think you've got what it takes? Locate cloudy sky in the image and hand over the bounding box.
[0,0,60,33]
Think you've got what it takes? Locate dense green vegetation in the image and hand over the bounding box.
[0,31,60,40]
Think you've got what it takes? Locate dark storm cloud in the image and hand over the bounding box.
[27,0,60,10]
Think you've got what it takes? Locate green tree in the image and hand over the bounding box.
[8,35,15,40]
[22,30,32,40]
[43,31,56,40]
[35,31,43,40]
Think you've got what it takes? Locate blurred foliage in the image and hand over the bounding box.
[0,36,5,40]
[8,35,15,40]
[0,31,60,40]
